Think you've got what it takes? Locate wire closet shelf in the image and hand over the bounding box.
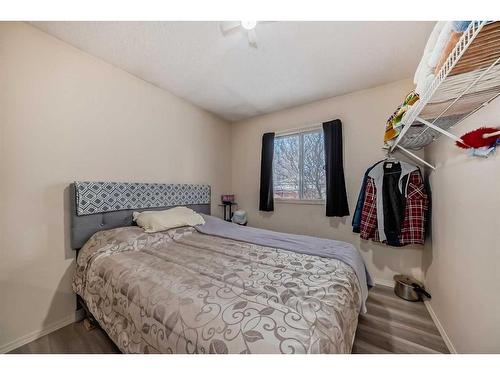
[388,21,500,169]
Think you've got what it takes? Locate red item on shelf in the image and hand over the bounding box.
[456,127,500,149]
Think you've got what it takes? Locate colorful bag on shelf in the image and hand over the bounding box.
[384,91,420,143]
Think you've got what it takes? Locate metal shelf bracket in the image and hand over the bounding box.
[416,117,464,145]
[395,144,436,170]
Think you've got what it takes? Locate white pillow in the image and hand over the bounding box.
[133,206,205,233]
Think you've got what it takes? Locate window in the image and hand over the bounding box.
[273,128,326,200]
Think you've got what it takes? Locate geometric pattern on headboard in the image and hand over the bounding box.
[74,181,211,216]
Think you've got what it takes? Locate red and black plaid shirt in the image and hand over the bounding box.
[360,170,428,245]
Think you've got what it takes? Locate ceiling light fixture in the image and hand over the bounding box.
[220,21,261,48]
[240,21,257,30]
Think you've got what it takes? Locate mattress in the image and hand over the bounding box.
[73,225,363,354]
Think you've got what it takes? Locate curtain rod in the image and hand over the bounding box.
[275,123,323,137]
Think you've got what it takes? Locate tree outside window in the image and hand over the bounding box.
[273,129,326,200]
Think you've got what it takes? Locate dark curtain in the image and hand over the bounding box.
[323,119,350,217]
[259,132,275,211]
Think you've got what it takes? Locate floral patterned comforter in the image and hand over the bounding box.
[73,226,361,353]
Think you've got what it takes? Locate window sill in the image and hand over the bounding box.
[275,198,325,205]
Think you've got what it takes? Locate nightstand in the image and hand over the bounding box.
[218,202,237,222]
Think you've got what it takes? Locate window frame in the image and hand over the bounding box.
[273,126,326,204]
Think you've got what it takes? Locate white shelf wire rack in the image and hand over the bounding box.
[388,21,500,168]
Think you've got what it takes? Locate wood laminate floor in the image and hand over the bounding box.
[352,285,449,354]
[9,285,448,354]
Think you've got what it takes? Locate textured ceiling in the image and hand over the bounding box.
[31,21,435,122]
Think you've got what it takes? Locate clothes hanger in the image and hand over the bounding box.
[382,149,405,176]
[384,149,399,163]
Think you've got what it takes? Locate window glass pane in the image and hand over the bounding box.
[273,134,300,199]
[302,131,326,200]
[273,129,326,201]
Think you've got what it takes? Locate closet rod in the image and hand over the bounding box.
[395,145,436,170]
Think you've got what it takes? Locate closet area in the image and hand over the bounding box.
[359,20,500,249]
[357,20,500,353]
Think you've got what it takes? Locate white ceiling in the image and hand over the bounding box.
[31,21,435,122]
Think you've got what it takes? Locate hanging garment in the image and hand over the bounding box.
[368,161,418,243]
[382,162,406,246]
[359,169,428,246]
[399,171,429,245]
[359,177,379,242]
[352,160,383,233]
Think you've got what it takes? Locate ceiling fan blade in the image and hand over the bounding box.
[247,29,257,48]
[220,21,241,35]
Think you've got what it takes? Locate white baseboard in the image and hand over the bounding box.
[424,300,457,354]
[374,279,457,354]
[373,278,395,288]
[0,309,83,354]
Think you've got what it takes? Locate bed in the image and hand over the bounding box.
[71,181,372,354]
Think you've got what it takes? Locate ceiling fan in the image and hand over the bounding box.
[220,21,259,48]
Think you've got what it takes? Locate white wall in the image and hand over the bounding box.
[0,22,231,352]
[423,97,500,353]
[231,79,426,285]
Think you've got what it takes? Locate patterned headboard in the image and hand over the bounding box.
[70,181,211,249]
